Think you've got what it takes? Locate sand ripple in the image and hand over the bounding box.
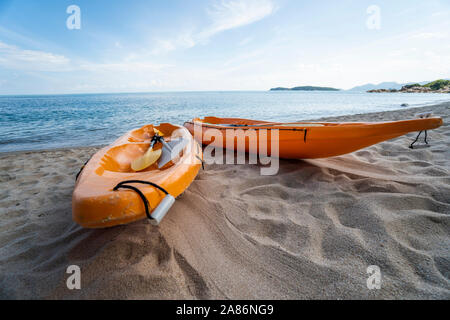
[0,103,449,299]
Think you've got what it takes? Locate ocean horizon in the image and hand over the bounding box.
[1,90,449,153]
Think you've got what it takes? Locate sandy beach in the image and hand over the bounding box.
[0,102,449,299]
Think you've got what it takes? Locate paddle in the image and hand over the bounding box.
[131,129,164,172]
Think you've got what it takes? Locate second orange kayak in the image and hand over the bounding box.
[184,116,443,159]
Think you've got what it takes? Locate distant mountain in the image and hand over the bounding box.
[270,86,340,91]
[348,82,407,91]
[348,80,439,92]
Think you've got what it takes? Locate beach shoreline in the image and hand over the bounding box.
[1,92,449,154]
[0,102,449,299]
[1,101,449,156]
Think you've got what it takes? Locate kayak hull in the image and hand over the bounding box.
[72,123,202,228]
[184,116,443,159]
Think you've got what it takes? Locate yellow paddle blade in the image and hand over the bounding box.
[131,147,162,172]
[154,128,164,136]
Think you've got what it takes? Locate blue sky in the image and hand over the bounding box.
[0,0,449,94]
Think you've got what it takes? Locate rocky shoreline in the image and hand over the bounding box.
[368,80,450,93]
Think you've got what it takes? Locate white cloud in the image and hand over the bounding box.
[0,41,70,72]
[79,61,171,73]
[431,11,450,17]
[0,40,170,77]
[238,37,253,46]
[0,26,43,49]
[151,0,275,54]
[202,0,275,37]
[410,32,448,39]
[150,32,196,55]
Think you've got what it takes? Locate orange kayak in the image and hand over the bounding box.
[72,123,202,228]
[184,116,443,159]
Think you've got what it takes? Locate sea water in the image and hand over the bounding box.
[0,91,448,152]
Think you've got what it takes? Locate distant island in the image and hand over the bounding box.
[367,79,450,93]
[270,86,340,91]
